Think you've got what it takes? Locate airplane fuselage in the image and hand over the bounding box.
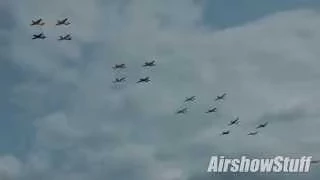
[113,64,126,69]
[32,34,46,39]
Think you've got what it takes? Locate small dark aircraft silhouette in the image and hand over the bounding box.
[32,33,46,39]
[206,107,217,113]
[112,64,126,70]
[113,77,126,83]
[56,18,70,26]
[137,77,150,83]
[248,131,258,136]
[256,122,268,129]
[58,34,72,41]
[143,60,156,67]
[184,96,196,102]
[215,93,227,101]
[176,107,187,114]
[228,117,240,126]
[30,18,45,26]
[221,130,230,135]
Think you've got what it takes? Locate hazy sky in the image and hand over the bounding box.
[1,0,320,179]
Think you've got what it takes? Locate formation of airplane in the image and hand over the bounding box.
[206,93,270,136]
[112,58,157,85]
[32,33,46,39]
[30,18,45,26]
[30,18,72,40]
[112,58,273,138]
[56,18,70,26]
[27,17,295,144]
[176,92,225,116]
[221,120,269,136]
[58,34,72,41]
[110,59,269,137]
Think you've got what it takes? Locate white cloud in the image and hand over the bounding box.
[0,156,22,179]
[4,0,320,179]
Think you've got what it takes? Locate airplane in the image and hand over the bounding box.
[184,96,196,102]
[228,117,240,126]
[221,130,230,135]
[215,93,227,101]
[143,60,156,67]
[206,107,217,113]
[56,18,70,26]
[256,122,268,129]
[113,77,126,83]
[176,107,187,114]
[248,131,259,136]
[58,34,72,41]
[30,18,45,26]
[137,77,150,83]
[112,64,126,70]
[32,33,46,39]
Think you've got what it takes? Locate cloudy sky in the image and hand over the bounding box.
[1,0,320,179]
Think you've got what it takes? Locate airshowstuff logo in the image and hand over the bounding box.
[207,156,313,173]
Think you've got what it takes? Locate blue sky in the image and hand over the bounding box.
[202,0,320,28]
[1,0,320,179]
